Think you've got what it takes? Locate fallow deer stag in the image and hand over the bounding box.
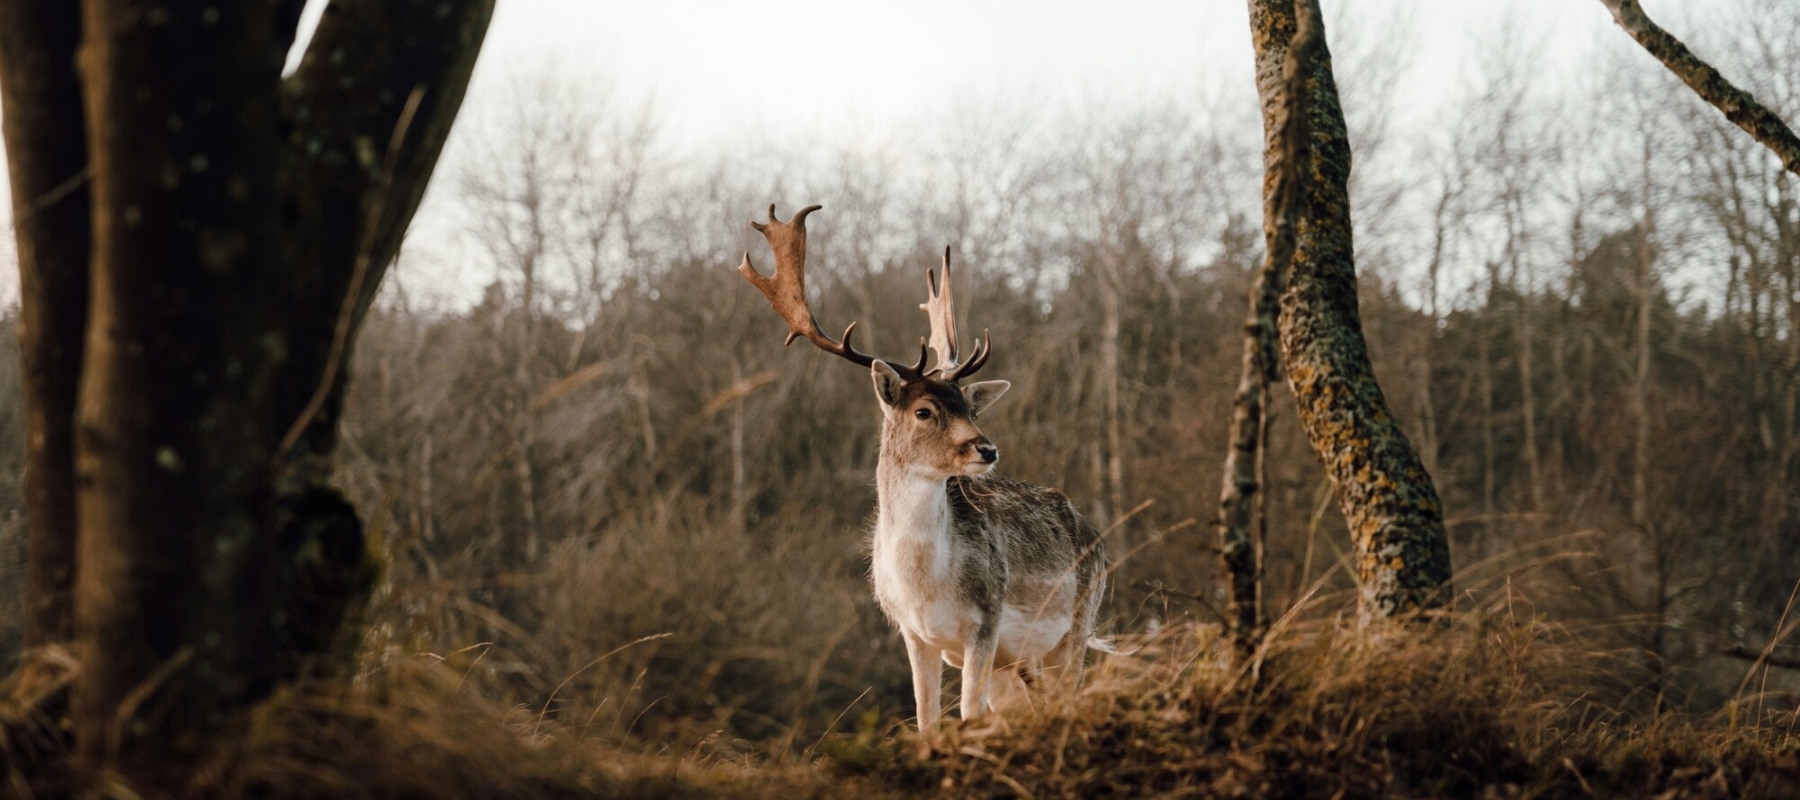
[737,204,1111,731]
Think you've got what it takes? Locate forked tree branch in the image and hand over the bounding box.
[1598,0,1800,176]
[273,0,495,470]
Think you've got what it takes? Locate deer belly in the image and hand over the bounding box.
[994,574,1077,659]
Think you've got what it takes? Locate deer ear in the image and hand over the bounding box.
[963,380,1010,416]
[871,360,907,408]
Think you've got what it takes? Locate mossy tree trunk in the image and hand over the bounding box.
[0,0,493,792]
[1246,0,1453,619]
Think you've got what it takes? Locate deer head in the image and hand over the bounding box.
[738,204,1011,479]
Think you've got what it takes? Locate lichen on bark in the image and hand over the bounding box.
[1598,0,1800,177]
[1246,0,1453,618]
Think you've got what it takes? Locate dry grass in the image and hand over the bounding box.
[824,608,1800,799]
[7,593,1800,798]
[187,656,848,800]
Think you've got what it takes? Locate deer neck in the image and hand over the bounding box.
[875,457,952,547]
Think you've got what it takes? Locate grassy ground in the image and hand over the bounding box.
[10,599,1798,799]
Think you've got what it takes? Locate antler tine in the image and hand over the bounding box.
[947,329,992,381]
[920,245,960,374]
[740,203,917,374]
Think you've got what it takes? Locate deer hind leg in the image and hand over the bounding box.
[960,623,1000,720]
[1046,581,1103,688]
[903,632,944,733]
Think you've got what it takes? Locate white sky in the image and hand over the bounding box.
[459,0,1613,148]
[0,0,1707,307]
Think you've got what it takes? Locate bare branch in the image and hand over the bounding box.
[1598,0,1800,175]
[1723,644,1800,671]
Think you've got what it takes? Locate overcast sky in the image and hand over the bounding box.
[447,0,1615,148]
[0,1,1710,306]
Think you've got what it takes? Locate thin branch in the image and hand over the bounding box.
[1215,0,1318,652]
[273,86,425,472]
[1598,0,1800,175]
[1723,644,1800,671]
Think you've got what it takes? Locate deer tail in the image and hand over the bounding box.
[1087,636,1141,656]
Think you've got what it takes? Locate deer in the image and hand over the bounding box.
[737,204,1111,732]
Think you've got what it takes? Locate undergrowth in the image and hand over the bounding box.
[827,611,1800,798]
[6,603,1800,798]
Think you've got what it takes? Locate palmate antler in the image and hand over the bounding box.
[739,204,927,377]
[920,245,991,381]
[738,204,990,383]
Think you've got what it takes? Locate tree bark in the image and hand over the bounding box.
[0,2,88,648]
[72,2,290,779]
[1598,0,1800,177]
[1217,9,1310,650]
[1247,0,1453,618]
[0,0,494,789]
[275,0,495,482]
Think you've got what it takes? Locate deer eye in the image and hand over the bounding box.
[914,408,932,420]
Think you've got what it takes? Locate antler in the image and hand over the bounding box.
[921,246,960,371]
[920,246,992,382]
[739,204,926,376]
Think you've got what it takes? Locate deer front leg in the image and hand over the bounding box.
[903,632,943,733]
[960,623,1000,720]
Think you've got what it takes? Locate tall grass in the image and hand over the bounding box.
[13,579,1794,798]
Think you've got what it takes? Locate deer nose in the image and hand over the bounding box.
[975,443,999,464]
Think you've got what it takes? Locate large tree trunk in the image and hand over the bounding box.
[72,2,290,779]
[0,2,88,649]
[0,0,494,790]
[1247,0,1453,618]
